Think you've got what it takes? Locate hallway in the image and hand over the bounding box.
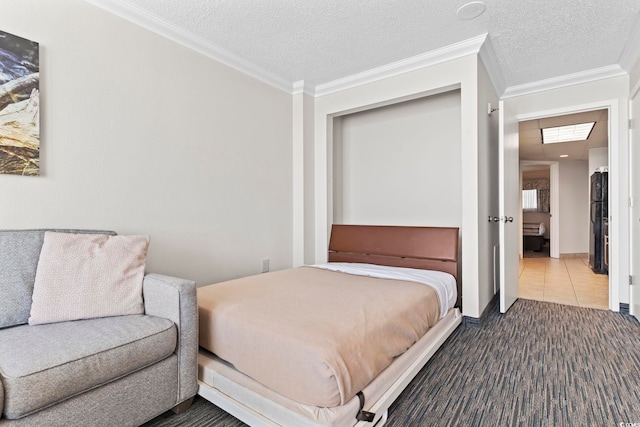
[519,255,609,309]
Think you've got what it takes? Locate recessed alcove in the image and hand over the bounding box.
[332,89,462,227]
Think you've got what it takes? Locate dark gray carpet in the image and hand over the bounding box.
[143,299,640,426]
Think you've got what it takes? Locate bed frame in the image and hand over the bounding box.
[197,224,461,427]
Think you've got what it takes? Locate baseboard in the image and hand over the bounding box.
[463,292,499,327]
[462,316,481,327]
[620,303,630,315]
[559,252,588,259]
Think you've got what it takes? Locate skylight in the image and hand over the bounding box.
[541,122,595,144]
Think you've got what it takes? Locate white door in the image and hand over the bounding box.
[631,88,640,321]
[499,100,521,313]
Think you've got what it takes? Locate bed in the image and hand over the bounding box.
[197,224,462,427]
[523,222,546,252]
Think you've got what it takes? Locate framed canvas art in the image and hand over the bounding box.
[0,30,39,176]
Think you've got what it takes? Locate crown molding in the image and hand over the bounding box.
[478,35,506,98]
[84,0,293,93]
[501,65,627,99]
[619,14,640,72]
[292,81,314,96]
[313,34,488,97]
[81,2,632,100]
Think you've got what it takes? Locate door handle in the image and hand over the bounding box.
[497,216,514,223]
[488,216,501,222]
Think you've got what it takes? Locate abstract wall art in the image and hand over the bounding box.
[0,30,39,176]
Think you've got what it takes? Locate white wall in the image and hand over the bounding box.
[588,147,609,175]
[0,0,293,285]
[558,160,589,254]
[630,55,640,92]
[335,91,461,226]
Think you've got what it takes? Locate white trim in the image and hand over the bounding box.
[630,90,639,320]
[313,34,487,97]
[292,80,314,96]
[629,96,634,318]
[313,56,478,315]
[619,14,640,72]
[478,36,506,98]
[292,92,305,267]
[78,3,639,99]
[84,0,293,93]
[515,100,620,312]
[198,382,277,427]
[609,99,622,312]
[502,65,627,99]
[632,78,640,101]
[77,3,637,101]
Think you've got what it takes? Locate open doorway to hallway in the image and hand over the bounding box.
[517,109,610,310]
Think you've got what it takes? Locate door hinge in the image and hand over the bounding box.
[631,275,634,286]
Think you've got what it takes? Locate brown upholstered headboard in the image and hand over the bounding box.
[328,224,460,307]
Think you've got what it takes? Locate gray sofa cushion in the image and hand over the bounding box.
[0,314,176,419]
[0,229,116,329]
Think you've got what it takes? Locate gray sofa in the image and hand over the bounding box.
[0,229,198,426]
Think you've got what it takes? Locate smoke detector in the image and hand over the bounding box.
[456,1,486,20]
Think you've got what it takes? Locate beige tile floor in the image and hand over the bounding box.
[519,255,609,309]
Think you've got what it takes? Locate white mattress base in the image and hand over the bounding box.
[198,307,461,427]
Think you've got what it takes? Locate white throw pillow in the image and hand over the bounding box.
[29,232,149,325]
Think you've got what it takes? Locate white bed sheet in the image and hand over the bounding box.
[311,263,457,318]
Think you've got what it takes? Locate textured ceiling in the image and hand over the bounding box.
[119,0,640,88]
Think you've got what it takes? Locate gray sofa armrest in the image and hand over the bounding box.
[143,273,198,403]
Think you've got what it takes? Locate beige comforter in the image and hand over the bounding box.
[198,266,441,407]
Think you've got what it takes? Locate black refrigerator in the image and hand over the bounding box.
[589,171,608,274]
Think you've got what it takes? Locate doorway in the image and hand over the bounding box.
[519,163,557,259]
[516,109,610,310]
